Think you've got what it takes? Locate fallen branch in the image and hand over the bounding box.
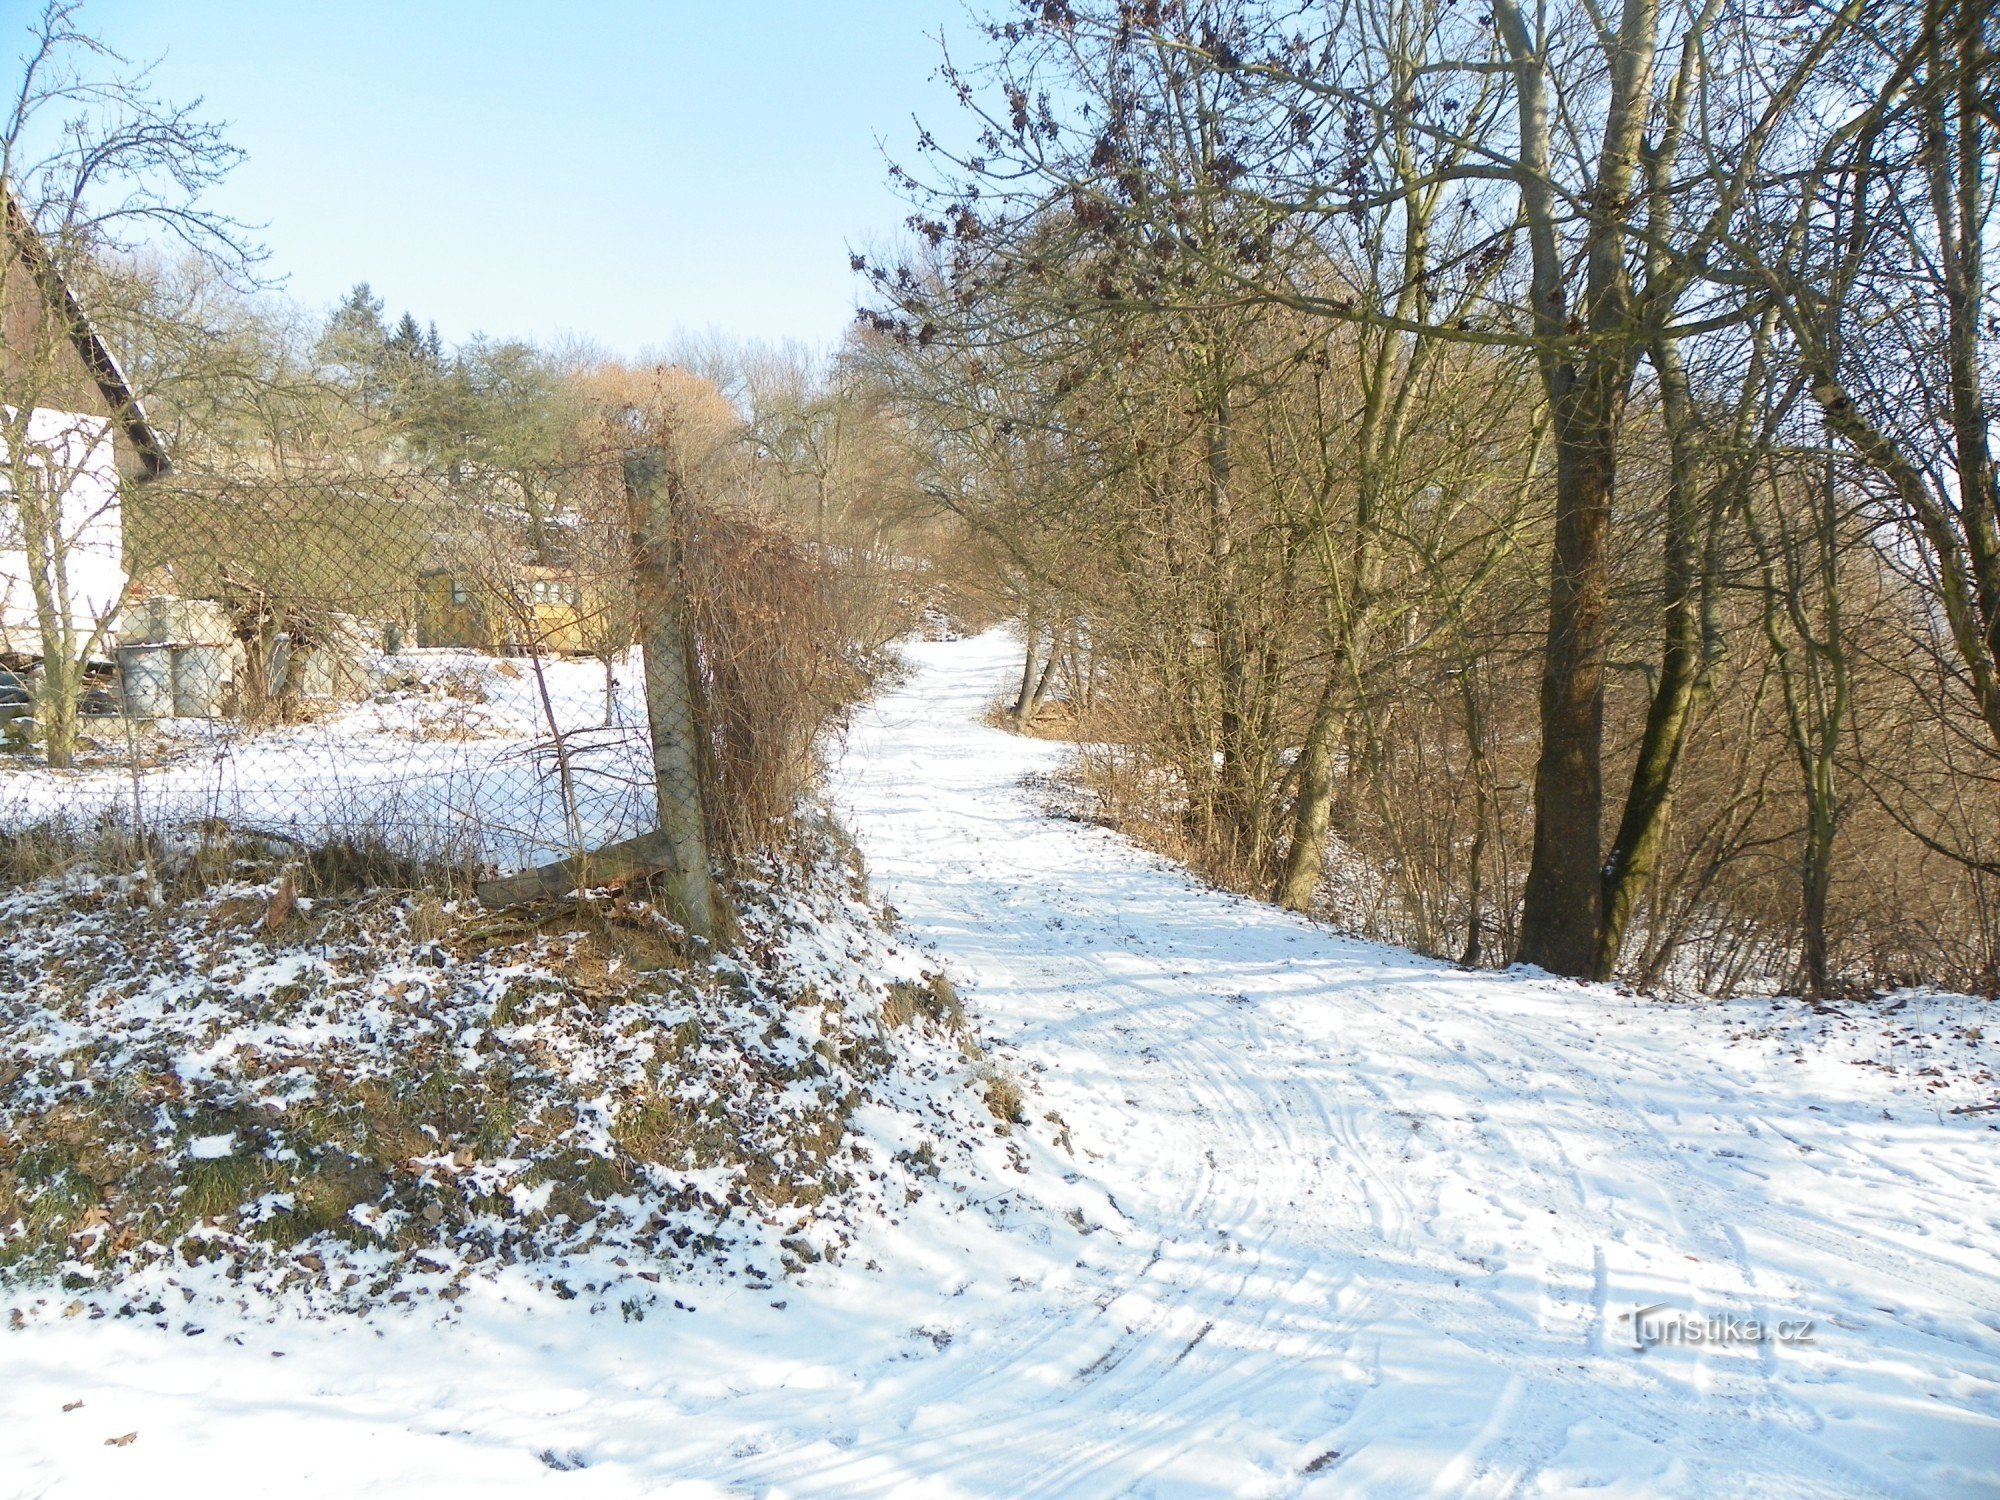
[475,829,681,909]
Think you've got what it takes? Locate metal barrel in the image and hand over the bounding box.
[171,643,234,717]
[117,643,174,718]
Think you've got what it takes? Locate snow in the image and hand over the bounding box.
[0,844,1004,1312]
[0,648,656,873]
[4,629,1998,1498]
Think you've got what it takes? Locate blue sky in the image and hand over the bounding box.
[61,1,969,353]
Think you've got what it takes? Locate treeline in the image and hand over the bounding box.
[857,0,2000,995]
[113,273,802,493]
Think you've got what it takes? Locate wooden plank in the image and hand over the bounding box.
[474,829,681,909]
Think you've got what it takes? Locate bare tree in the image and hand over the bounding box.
[1729,0,2000,765]
[1,1,256,766]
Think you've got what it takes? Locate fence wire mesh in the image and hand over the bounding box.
[1,456,683,875]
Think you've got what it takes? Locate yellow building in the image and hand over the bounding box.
[416,564,617,656]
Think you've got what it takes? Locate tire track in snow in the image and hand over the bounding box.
[718,632,2000,1500]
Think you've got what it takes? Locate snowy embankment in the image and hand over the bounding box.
[5,630,1998,1499]
[0,834,1003,1313]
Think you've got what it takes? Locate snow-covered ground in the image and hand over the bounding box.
[5,630,1998,1498]
[0,649,654,872]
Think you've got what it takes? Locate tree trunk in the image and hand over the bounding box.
[1206,389,1258,870]
[1011,607,1063,728]
[1462,790,1490,967]
[1747,451,1849,999]
[37,654,78,769]
[1012,607,1041,722]
[1502,0,1659,978]
[1022,631,1063,726]
[1932,11,2000,748]
[1518,375,1622,976]
[1799,796,1835,999]
[9,454,79,768]
[1276,674,1342,911]
[1597,336,1713,978]
[1456,652,1498,966]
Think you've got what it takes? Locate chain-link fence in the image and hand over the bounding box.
[1,454,709,881]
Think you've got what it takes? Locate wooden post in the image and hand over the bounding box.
[623,446,730,945]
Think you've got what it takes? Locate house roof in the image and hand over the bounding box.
[3,182,170,481]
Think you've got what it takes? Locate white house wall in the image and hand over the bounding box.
[0,405,125,659]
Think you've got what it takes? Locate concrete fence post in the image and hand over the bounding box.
[623,445,730,946]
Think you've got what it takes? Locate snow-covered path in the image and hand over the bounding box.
[801,632,2000,1498]
[5,631,1998,1498]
